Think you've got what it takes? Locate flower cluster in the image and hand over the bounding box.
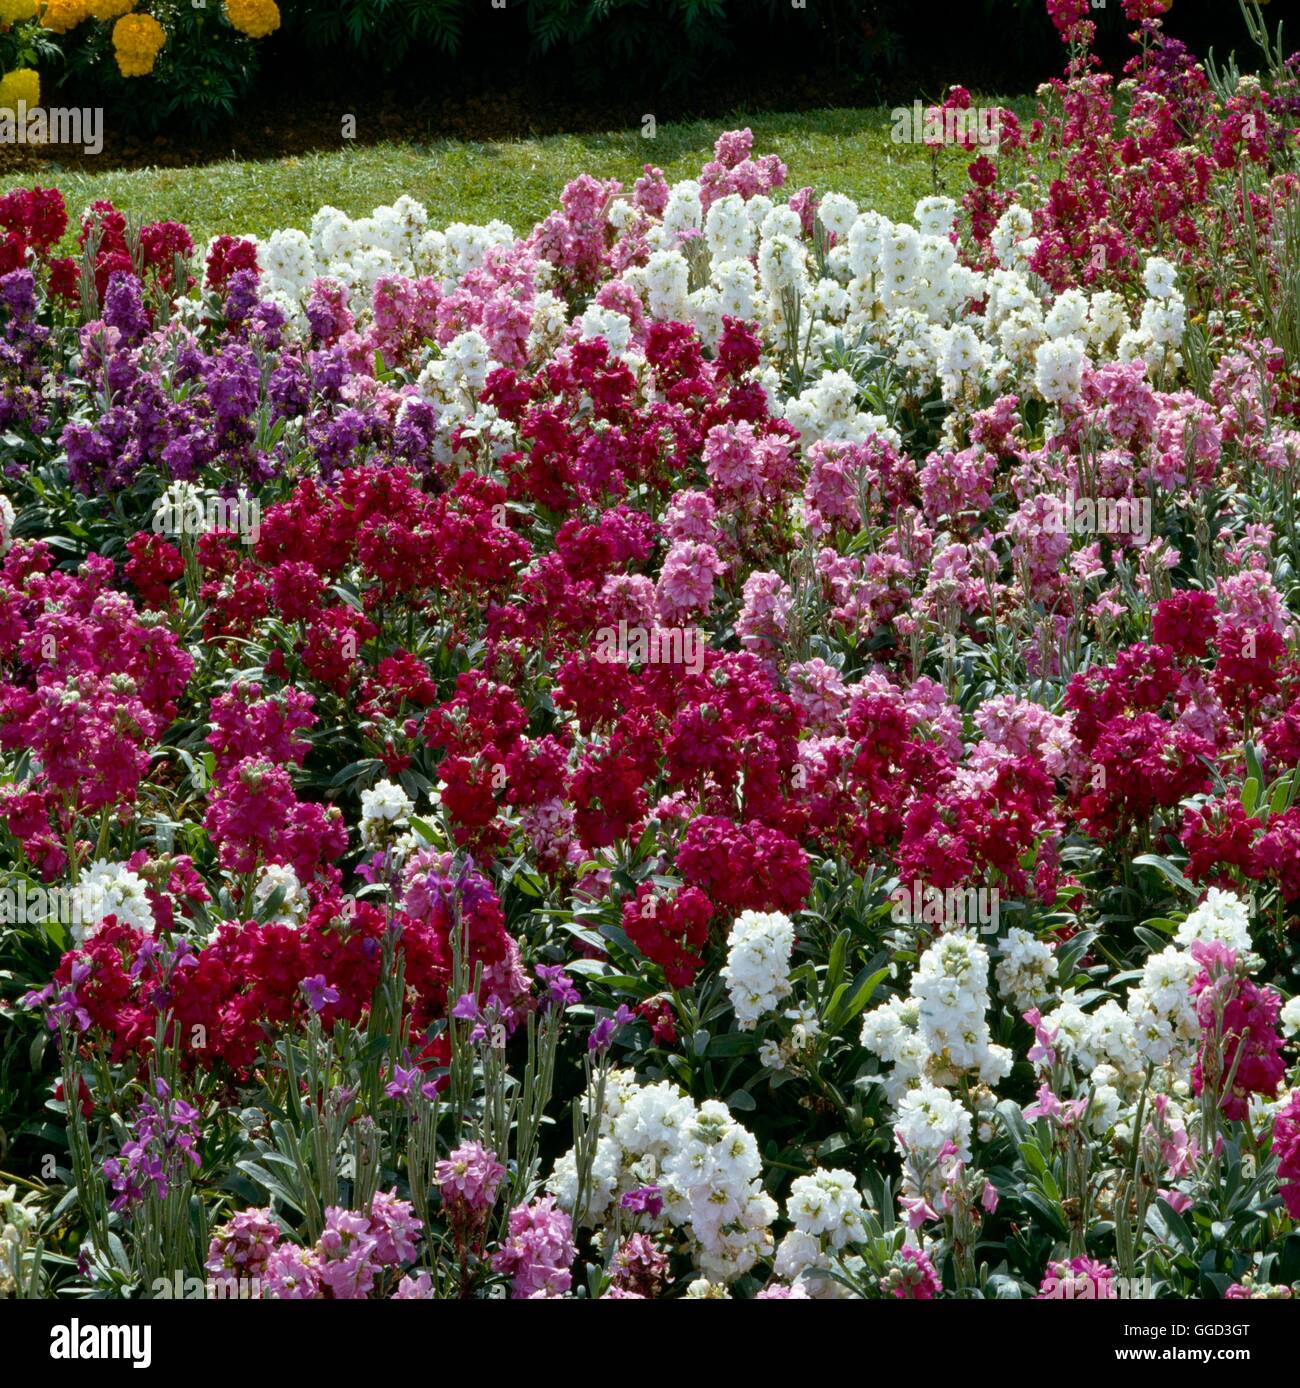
[5,1,1300,1304]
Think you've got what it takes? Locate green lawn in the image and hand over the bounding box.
[2,105,1029,241]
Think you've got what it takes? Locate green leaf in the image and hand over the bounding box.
[830,965,889,1030]
[1021,1190,1067,1236]
[1149,1197,1196,1256]
[410,816,441,845]
[1269,773,1296,819]
[826,929,848,998]
[1018,1139,1049,1178]
[1244,741,1264,793]
[235,1161,306,1216]
[1132,853,1197,897]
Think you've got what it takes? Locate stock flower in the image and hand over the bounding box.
[103,1082,201,1211]
[301,974,340,1013]
[206,1207,280,1286]
[1037,1257,1117,1299]
[588,1004,634,1054]
[676,816,810,916]
[436,1141,505,1220]
[994,928,1059,1011]
[10,18,1300,1302]
[1282,998,1300,1038]
[534,963,580,1009]
[367,1190,422,1265]
[1175,889,1253,954]
[1274,1094,1300,1220]
[73,859,156,942]
[656,540,726,622]
[773,1168,867,1290]
[315,1207,381,1299]
[359,778,415,847]
[492,1197,576,1299]
[1190,944,1284,1120]
[883,1246,941,1300]
[621,884,712,986]
[609,1233,670,1298]
[722,909,795,1028]
[262,1243,321,1299]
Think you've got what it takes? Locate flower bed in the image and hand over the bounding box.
[2,0,1300,1303]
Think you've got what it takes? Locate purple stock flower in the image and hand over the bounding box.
[0,269,37,321]
[222,269,261,325]
[588,1004,634,1054]
[535,964,580,1010]
[103,1083,202,1212]
[435,1141,506,1221]
[491,1197,576,1299]
[302,974,340,1013]
[619,1184,664,1219]
[385,1061,420,1101]
[102,272,149,345]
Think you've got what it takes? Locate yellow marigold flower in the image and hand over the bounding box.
[0,67,40,112]
[111,10,164,76]
[223,0,279,40]
[36,0,86,33]
[87,0,134,19]
[0,0,39,25]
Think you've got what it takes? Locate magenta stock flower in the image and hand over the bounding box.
[436,1141,506,1219]
[206,1207,280,1284]
[884,1246,942,1300]
[492,1197,576,1299]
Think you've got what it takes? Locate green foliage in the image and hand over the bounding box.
[56,2,265,136]
[0,14,64,79]
[287,0,464,65]
[281,0,905,95]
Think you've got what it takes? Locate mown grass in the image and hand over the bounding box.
[2,103,1033,241]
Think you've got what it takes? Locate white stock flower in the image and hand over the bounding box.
[1280,996,1300,1037]
[251,862,308,925]
[359,778,415,847]
[1174,889,1252,954]
[74,860,156,942]
[1034,335,1086,405]
[994,927,1059,1011]
[722,909,795,1028]
[894,1081,973,1164]
[1142,256,1178,299]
